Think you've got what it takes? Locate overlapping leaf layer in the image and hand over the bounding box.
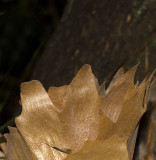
[4,65,152,160]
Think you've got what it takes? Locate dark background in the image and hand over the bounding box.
[0,0,67,125]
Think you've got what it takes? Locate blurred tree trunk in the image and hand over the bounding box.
[33,0,156,88]
[33,0,156,159]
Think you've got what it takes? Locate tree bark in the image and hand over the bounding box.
[33,0,156,89]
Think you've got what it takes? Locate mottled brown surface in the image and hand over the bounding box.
[33,0,156,89]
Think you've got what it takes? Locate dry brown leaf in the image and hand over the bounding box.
[106,67,124,94]
[116,81,148,137]
[65,134,129,160]
[48,85,69,112]
[127,126,139,160]
[0,152,5,160]
[0,134,6,160]
[99,67,124,97]
[99,81,106,97]
[15,65,101,160]
[102,65,137,122]
[4,127,35,160]
[97,109,115,140]
[4,64,152,160]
